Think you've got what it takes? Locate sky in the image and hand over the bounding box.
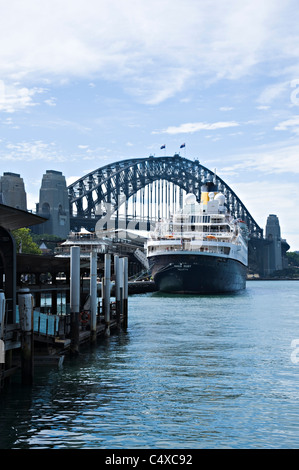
[1,0,299,250]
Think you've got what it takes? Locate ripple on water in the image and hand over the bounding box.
[1,281,299,449]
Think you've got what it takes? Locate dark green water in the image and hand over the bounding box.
[1,281,299,449]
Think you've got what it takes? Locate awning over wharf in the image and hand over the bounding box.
[0,203,47,230]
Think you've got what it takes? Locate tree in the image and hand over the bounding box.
[286,251,299,267]
[31,233,63,254]
[12,228,42,255]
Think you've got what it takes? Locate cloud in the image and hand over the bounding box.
[36,118,92,133]
[219,142,299,176]
[0,140,68,162]
[66,176,81,186]
[126,69,193,105]
[274,116,299,134]
[44,97,57,107]
[1,116,19,128]
[0,82,44,113]
[154,121,239,135]
[256,81,290,105]
[0,0,294,104]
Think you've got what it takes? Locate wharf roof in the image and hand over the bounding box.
[0,203,47,230]
[61,238,110,245]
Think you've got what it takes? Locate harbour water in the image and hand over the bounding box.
[1,280,299,449]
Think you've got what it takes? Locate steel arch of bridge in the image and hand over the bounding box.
[68,155,263,238]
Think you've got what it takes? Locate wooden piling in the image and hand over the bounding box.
[18,288,34,385]
[70,246,80,356]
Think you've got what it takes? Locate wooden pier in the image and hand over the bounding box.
[0,251,129,389]
[0,204,132,391]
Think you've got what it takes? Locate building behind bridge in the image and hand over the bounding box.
[248,214,290,277]
[0,172,27,211]
[35,170,70,239]
[0,169,290,278]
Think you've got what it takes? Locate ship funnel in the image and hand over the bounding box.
[200,180,218,204]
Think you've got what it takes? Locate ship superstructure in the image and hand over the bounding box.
[146,181,249,294]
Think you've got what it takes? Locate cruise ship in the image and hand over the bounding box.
[145,181,249,294]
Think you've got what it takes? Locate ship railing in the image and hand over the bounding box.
[151,230,234,238]
[183,243,231,255]
[152,243,231,255]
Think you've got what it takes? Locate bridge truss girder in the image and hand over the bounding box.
[68,155,263,238]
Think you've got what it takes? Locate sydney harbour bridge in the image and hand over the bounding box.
[27,153,287,275]
[67,154,263,240]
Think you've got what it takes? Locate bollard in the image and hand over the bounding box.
[90,250,97,343]
[18,288,34,385]
[70,246,80,355]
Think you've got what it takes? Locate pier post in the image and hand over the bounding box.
[101,276,105,321]
[104,254,111,336]
[119,258,124,322]
[18,288,34,385]
[51,290,57,315]
[90,250,97,343]
[0,290,5,342]
[70,246,80,356]
[123,257,128,329]
[114,255,121,327]
[0,291,5,389]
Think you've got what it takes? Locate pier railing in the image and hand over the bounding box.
[32,300,117,339]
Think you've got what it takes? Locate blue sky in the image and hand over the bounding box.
[1,0,299,249]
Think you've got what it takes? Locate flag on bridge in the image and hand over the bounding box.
[180,143,185,148]
[160,144,166,149]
